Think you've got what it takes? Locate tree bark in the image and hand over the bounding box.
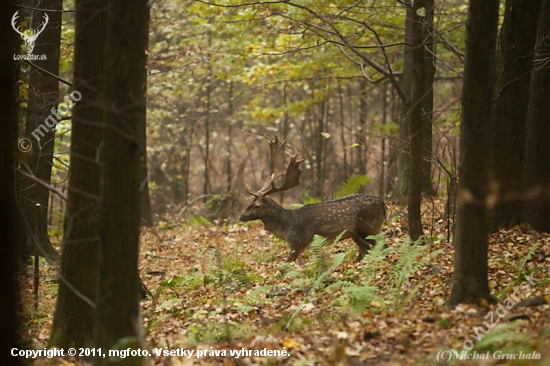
[0,2,23,363]
[357,79,368,177]
[139,7,154,226]
[393,1,413,198]
[421,0,436,196]
[203,29,212,203]
[92,0,150,362]
[338,80,349,179]
[407,0,426,240]
[18,0,63,261]
[449,0,499,308]
[50,0,107,349]
[491,0,541,230]
[523,0,550,232]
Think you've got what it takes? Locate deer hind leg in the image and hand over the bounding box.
[352,233,374,261]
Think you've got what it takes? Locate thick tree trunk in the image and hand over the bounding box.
[18,0,63,262]
[523,0,550,232]
[92,1,150,362]
[407,0,426,240]
[491,0,541,230]
[0,2,23,363]
[50,0,107,349]
[449,0,499,308]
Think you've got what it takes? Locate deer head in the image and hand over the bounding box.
[12,11,49,54]
[240,136,303,221]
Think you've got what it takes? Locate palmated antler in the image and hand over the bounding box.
[246,136,303,197]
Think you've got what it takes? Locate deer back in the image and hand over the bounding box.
[295,194,387,240]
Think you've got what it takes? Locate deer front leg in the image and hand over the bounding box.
[286,239,310,262]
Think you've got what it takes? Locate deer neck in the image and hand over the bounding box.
[260,202,295,241]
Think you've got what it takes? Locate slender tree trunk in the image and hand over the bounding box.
[523,0,550,232]
[380,83,388,197]
[283,83,290,139]
[338,80,349,179]
[491,0,541,230]
[226,81,233,192]
[50,0,106,349]
[422,0,436,195]
[407,0,426,240]
[449,0,499,308]
[93,1,150,362]
[203,29,212,202]
[0,2,22,363]
[139,7,154,226]
[18,0,63,261]
[357,79,368,176]
[393,0,413,198]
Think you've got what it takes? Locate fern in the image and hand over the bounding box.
[301,191,320,205]
[389,237,440,290]
[339,235,441,313]
[284,233,441,327]
[334,175,372,199]
[472,323,534,353]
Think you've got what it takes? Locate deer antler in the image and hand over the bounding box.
[246,136,303,197]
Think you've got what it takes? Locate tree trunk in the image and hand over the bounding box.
[448,0,499,308]
[203,30,212,202]
[407,0,427,240]
[18,0,63,262]
[357,79,368,177]
[380,83,388,197]
[392,0,413,198]
[92,0,150,362]
[422,0,436,196]
[523,0,550,232]
[139,6,154,226]
[50,0,107,349]
[338,80,349,179]
[491,0,541,230]
[0,2,23,363]
[226,81,233,192]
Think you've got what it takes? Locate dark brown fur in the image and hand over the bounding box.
[240,194,387,261]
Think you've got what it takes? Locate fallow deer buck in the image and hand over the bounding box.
[239,137,387,261]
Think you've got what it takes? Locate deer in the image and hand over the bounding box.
[239,137,387,262]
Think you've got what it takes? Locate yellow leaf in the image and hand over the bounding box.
[283,338,300,349]
[479,298,490,308]
[321,132,331,139]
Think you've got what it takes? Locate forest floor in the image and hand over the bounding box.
[17,199,550,365]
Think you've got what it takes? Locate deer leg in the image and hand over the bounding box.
[286,242,308,262]
[353,234,373,262]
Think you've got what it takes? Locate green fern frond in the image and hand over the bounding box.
[334,175,372,199]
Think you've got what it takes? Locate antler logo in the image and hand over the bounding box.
[11,11,49,54]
